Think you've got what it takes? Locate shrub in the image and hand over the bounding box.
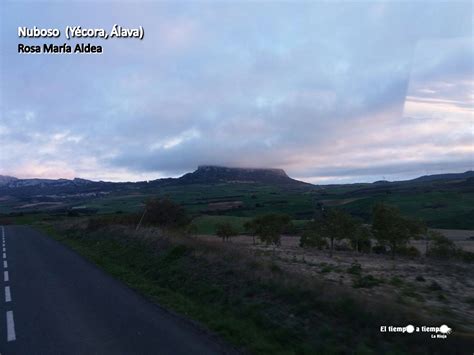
[251,214,291,247]
[320,265,334,273]
[427,281,443,291]
[415,275,426,282]
[349,225,372,253]
[334,242,352,251]
[372,245,387,254]
[87,214,139,231]
[371,203,424,258]
[456,249,474,263]
[465,297,474,306]
[144,197,189,228]
[397,246,421,258]
[389,276,403,286]
[216,222,238,242]
[306,209,358,257]
[427,232,456,259]
[347,262,362,275]
[352,275,383,288]
[300,224,328,249]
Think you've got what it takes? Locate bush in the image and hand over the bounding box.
[250,214,291,247]
[144,197,189,228]
[427,233,456,259]
[397,246,421,258]
[303,209,359,257]
[389,276,403,286]
[352,275,383,288]
[216,222,238,242]
[427,281,443,291]
[300,229,327,249]
[334,242,352,251]
[415,275,426,282]
[371,203,424,258]
[347,262,362,275]
[456,249,474,263]
[349,225,372,253]
[372,245,387,254]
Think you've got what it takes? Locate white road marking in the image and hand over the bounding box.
[4,271,9,282]
[5,286,11,302]
[3,261,7,269]
[2,248,5,252]
[2,253,5,259]
[6,311,16,341]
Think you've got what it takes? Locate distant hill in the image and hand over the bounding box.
[0,177,95,188]
[0,166,309,200]
[405,171,474,183]
[177,165,308,186]
[1,168,473,229]
[0,175,18,186]
[1,168,472,198]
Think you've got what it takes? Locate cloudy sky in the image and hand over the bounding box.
[0,1,472,183]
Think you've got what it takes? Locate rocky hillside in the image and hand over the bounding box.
[177,165,309,186]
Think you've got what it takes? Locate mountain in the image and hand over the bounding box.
[1,169,472,198]
[0,166,309,200]
[0,175,18,186]
[1,177,95,188]
[177,165,308,186]
[405,171,474,183]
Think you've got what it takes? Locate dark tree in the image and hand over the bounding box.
[349,224,372,253]
[244,219,258,245]
[371,203,423,258]
[143,197,189,228]
[300,221,328,250]
[252,214,291,248]
[321,209,357,257]
[216,222,238,242]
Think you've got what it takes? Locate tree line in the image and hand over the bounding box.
[217,203,466,260]
[117,197,469,261]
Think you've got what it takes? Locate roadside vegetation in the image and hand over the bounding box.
[2,197,474,353]
[39,222,470,354]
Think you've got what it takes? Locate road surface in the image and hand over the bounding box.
[0,225,231,354]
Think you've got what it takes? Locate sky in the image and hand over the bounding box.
[0,1,473,184]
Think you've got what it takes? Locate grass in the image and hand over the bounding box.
[3,175,473,229]
[340,191,474,229]
[352,275,384,289]
[34,221,464,354]
[191,215,251,235]
[347,262,362,275]
[389,276,404,287]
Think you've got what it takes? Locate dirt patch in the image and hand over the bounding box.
[15,202,63,209]
[199,234,474,332]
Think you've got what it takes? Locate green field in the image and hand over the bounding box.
[2,176,473,230]
[74,181,474,229]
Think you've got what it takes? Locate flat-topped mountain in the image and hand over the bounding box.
[177,165,307,186]
[0,166,309,199]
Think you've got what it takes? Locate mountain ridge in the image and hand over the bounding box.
[177,165,306,185]
[1,168,473,190]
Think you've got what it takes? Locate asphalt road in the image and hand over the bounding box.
[0,225,230,355]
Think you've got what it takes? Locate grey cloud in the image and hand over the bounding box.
[1,1,472,182]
